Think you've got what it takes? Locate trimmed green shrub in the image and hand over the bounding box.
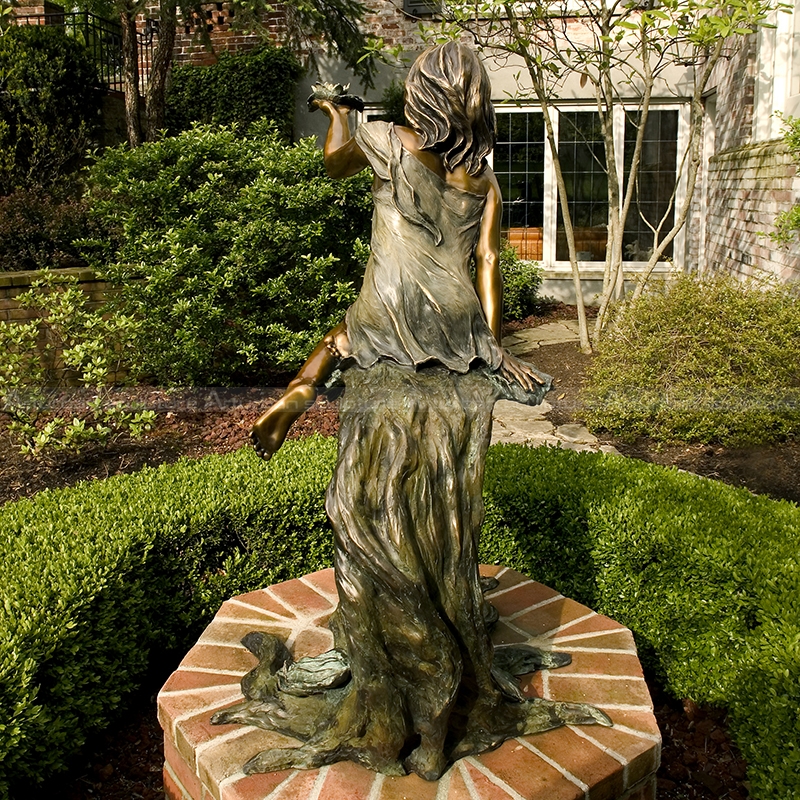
[165,45,303,139]
[500,239,543,320]
[580,273,800,444]
[81,122,372,385]
[481,445,800,800]
[1,440,798,796]
[0,26,100,194]
[0,437,338,797]
[0,187,93,271]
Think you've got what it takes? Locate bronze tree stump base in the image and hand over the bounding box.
[158,567,660,800]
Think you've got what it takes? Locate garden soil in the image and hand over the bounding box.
[10,304,794,800]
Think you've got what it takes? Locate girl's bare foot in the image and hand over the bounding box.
[251,382,317,461]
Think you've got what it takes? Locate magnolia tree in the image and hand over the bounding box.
[424,0,778,350]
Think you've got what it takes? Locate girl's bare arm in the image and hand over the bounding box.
[317,101,369,179]
[475,170,544,390]
[474,171,504,342]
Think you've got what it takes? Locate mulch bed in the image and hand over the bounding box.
[12,302,795,799]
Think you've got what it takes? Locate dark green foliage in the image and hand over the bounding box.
[0,437,338,797]
[0,440,798,796]
[580,274,800,444]
[165,46,303,138]
[373,80,407,126]
[0,26,100,194]
[480,444,800,800]
[500,239,543,320]
[81,122,372,384]
[0,187,93,271]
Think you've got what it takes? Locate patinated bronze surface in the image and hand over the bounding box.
[216,364,610,779]
[219,42,611,781]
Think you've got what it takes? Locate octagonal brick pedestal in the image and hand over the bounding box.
[158,567,660,800]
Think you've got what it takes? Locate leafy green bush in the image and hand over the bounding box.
[81,122,372,385]
[500,239,543,320]
[0,187,93,271]
[771,114,800,246]
[0,26,100,194]
[481,445,800,800]
[0,271,155,456]
[372,80,407,126]
[580,273,800,444]
[1,439,798,797]
[165,45,303,138]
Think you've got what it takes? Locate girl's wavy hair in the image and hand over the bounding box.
[404,42,496,177]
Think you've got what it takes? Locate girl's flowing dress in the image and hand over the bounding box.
[213,121,566,778]
[322,121,551,770]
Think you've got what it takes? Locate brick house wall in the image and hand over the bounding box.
[710,35,758,154]
[362,1,431,49]
[706,140,800,282]
[11,0,66,20]
[702,28,800,283]
[157,2,284,67]
[141,1,338,68]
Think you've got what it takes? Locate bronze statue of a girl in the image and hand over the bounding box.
[213,42,610,781]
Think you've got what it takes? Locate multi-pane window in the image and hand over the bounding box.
[494,112,545,260]
[556,111,608,261]
[493,107,680,265]
[623,110,678,261]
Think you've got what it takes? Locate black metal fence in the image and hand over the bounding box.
[12,11,156,93]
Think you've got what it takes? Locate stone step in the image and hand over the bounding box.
[495,323,620,455]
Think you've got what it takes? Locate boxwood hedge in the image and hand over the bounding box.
[0,438,797,799]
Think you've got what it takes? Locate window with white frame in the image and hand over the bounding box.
[494,113,546,260]
[493,105,683,266]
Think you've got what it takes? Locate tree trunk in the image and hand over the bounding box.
[495,7,592,352]
[538,97,592,353]
[144,0,177,141]
[120,7,142,147]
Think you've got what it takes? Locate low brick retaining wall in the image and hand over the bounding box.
[0,267,115,323]
[0,268,123,382]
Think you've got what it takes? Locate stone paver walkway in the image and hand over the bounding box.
[494,323,619,455]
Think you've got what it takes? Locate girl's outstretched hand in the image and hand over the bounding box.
[307,83,364,113]
[499,350,546,392]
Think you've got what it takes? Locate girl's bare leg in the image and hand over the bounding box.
[251,322,349,461]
